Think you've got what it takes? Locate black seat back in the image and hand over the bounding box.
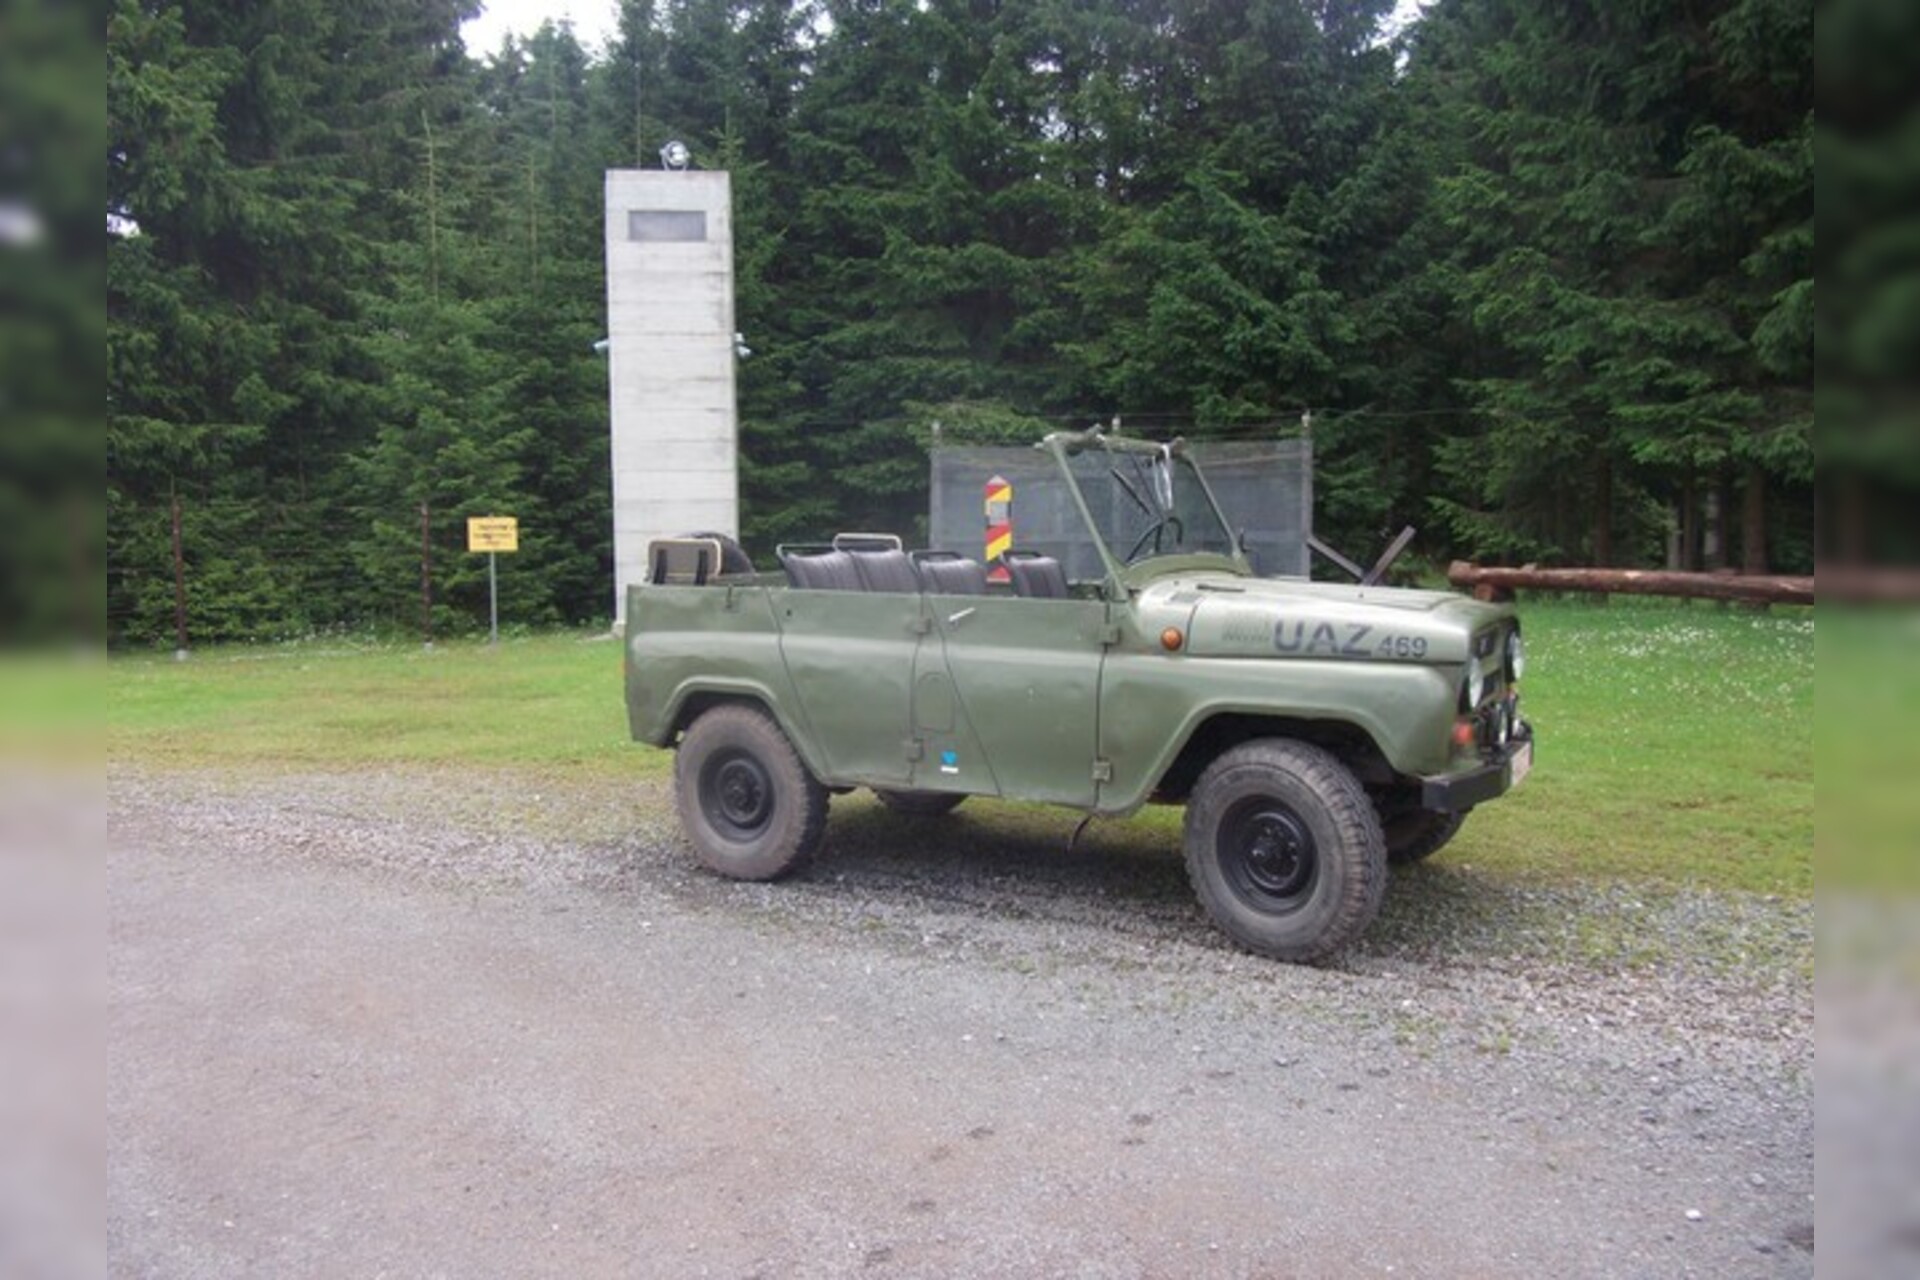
[683,531,755,576]
[848,547,919,593]
[1005,551,1069,599]
[913,552,988,596]
[781,548,863,591]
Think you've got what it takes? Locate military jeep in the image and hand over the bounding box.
[624,429,1533,962]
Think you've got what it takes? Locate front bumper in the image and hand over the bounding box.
[1419,723,1534,812]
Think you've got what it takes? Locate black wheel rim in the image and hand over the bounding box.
[1217,796,1318,913]
[702,749,774,840]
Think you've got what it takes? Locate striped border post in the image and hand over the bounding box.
[984,475,1013,583]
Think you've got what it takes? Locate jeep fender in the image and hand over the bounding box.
[653,677,833,783]
[1097,657,1461,812]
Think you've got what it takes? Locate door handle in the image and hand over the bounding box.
[947,607,977,626]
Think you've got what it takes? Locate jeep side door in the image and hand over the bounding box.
[923,594,1104,807]
[773,587,920,785]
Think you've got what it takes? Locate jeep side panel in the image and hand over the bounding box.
[771,586,923,785]
[1097,650,1463,813]
[918,592,1105,806]
[624,582,821,766]
[904,594,1001,797]
[1083,574,1519,812]
[630,568,1493,817]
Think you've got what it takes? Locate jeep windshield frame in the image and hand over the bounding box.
[1041,429,1251,594]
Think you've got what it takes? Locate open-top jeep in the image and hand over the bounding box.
[625,429,1533,961]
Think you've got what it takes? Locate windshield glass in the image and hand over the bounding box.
[1063,442,1238,567]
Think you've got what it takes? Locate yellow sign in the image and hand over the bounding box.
[467,516,519,553]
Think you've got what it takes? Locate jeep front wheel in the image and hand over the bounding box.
[675,705,828,880]
[1182,739,1387,963]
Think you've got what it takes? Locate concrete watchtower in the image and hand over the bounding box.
[603,167,738,626]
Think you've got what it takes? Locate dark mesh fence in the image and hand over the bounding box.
[929,438,1310,582]
[930,447,1103,580]
[1192,440,1312,577]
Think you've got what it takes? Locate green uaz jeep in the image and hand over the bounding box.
[625,429,1533,962]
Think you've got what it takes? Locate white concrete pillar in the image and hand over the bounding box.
[604,169,737,625]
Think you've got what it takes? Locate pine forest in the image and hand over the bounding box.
[107,0,1814,644]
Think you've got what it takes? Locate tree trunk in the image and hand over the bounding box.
[171,486,188,656]
[1712,464,1733,571]
[1447,562,1813,605]
[1679,468,1698,572]
[1592,452,1613,567]
[1701,483,1721,569]
[1836,471,1869,565]
[422,109,440,304]
[1741,460,1768,575]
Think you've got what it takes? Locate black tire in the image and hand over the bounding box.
[1182,739,1387,963]
[674,705,828,880]
[871,788,967,817]
[1382,807,1467,866]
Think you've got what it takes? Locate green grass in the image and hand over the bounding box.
[103,599,1814,898]
[1814,608,1920,893]
[106,630,655,777]
[0,651,106,764]
[1455,598,1813,896]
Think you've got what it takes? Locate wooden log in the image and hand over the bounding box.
[1815,566,1920,604]
[1447,562,1816,606]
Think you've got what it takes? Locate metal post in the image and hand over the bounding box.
[170,485,188,659]
[420,500,433,647]
[984,475,1013,584]
[488,551,499,645]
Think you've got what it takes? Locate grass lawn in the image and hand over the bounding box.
[103,598,1813,898]
[1452,599,1811,896]
[105,630,650,777]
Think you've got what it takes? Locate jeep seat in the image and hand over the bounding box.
[911,552,988,596]
[847,547,919,593]
[647,537,720,586]
[1005,550,1069,599]
[780,548,863,591]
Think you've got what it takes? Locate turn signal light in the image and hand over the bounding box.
[1161,627,1185,652]
[1451,719,1476,749]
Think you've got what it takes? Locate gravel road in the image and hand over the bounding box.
[108,766,1813,1278]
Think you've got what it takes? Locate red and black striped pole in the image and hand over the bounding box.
[983,475,1012,583]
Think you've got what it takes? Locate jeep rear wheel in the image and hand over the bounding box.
[675,705,828,880]
[1182,740,1386,963]
[872,788,967,817]
[1382,807,1467,865]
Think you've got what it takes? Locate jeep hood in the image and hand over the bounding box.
[1139,574,1508,664]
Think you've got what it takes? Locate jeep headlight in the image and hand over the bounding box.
[1506,628,1526,682]
[1464,662,1486,710]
